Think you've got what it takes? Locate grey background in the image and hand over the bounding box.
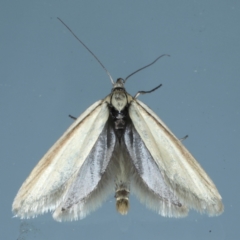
[1,1,239,239]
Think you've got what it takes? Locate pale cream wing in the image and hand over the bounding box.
[128,99,223,216]
[12,100,109,218]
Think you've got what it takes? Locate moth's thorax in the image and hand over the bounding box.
[111,88,128,112]
[106,79,134,140]
[107,86,132,139]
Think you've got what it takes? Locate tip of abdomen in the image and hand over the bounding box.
[115,188,130,215]
[116,197,129,215]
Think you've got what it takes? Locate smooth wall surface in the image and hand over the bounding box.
[1,1,239,239]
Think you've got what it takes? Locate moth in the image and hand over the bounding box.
[12,19,223,221]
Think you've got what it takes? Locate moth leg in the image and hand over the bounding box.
[134,84,162,99]
[68,114,77,120]
[179,135,188,141]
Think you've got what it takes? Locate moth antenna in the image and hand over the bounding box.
[124,54,170,83]
[134,84,162,99]
[57,17,115,85]
[68,115,77,120]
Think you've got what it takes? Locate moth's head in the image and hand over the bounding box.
[112,78,125,90]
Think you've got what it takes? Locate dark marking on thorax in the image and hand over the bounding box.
[108,105,131,141]
[108,88,131,141]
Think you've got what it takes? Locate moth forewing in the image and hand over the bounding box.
[123,120,189,218]
[128,99,223,215]
[52,111,117,221]
[12,100,110,219]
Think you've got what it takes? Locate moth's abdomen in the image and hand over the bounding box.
[115,185,130,215]
[110,138,131,215]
